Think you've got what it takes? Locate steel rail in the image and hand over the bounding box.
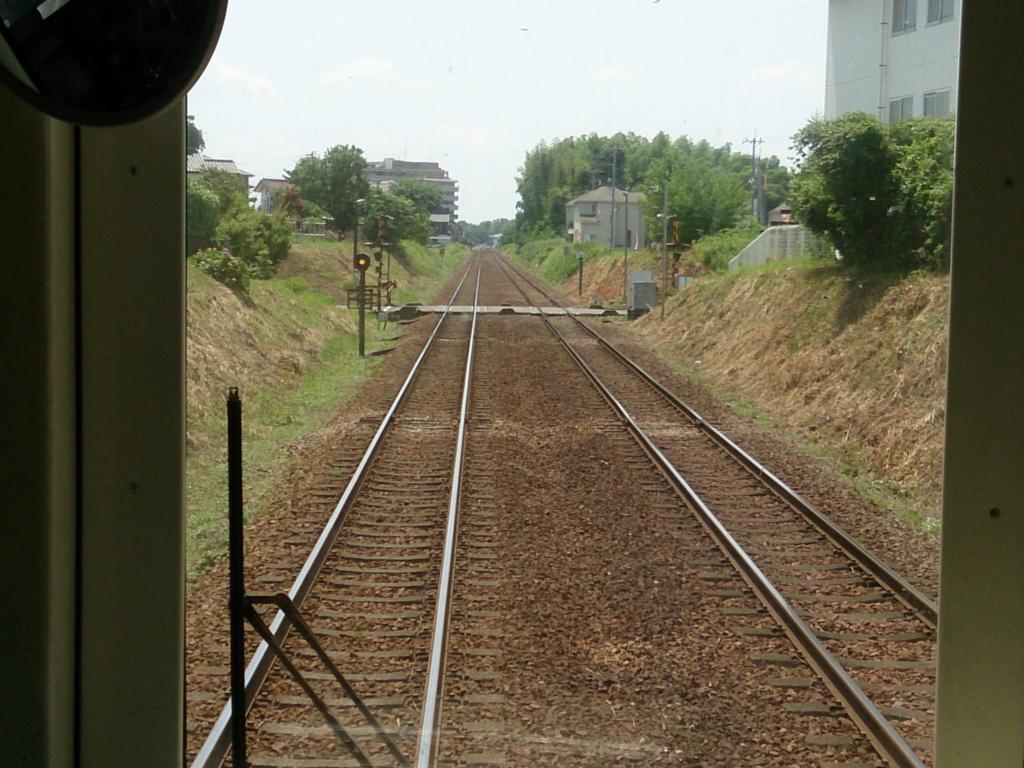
[415,266,482,768]
[493,255,927,768]
[498,255,938,628]
[192,260,478,768]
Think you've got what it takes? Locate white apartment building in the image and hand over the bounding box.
[825,0,960,122]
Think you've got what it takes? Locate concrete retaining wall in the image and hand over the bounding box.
[728,225,826,270]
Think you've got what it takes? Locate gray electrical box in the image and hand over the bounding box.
[627,281,657,317]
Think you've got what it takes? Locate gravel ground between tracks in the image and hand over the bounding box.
[187,253,934,765]
[577,315,940,600]
[437,313,880,766]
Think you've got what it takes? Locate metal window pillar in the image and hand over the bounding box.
[0,86,186,767]
[934,2,1024,765]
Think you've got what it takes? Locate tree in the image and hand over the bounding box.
[285,145,368,234]
[362,188,431,245]
[791,113,902,267]
[389,178,443,215]
[790,112,953,269]
[515,131,778,243]
[457,219,511,245]
[198,168,248,215]
[186,182,219,256]
[186,115,205,155]
[890,118,956,268]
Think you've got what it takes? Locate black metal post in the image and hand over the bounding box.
[577,254,584,298]
[358,268,366,357]
[227,388,247,768]
[376,249,383,314]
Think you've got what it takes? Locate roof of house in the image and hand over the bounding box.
[254,178,294,193]
[566,186,646,206]
[769,203,792,215]
[186,154,253,177]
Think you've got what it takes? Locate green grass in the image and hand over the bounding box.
[185,240,467,577]
[186,327,392,577]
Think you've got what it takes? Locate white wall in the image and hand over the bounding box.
[826,0,960,120]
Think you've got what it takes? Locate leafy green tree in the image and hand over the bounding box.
[791,113,902,267]
[389,178,443,215]
[890,117,956,268]
[791,112,953,269]
[362,188,432,245]
[186,115,205,155]
[186,182,220,256]
[285,145,369,233]
[198,168,248,214]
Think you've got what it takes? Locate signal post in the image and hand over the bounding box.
[354,252,370,356]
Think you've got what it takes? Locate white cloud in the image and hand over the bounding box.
[320,58,396,86]
[211,56,274,97]
[744,61,818,86]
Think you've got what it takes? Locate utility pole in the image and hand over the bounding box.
[743,134,765,224]
[610,148,618,249]
[660,183,669,320]
[623,189,630,307]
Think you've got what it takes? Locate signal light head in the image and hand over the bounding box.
[354,253,371,271]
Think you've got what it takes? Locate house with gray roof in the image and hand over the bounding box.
[565,186,646,248]
[186,154,253,196]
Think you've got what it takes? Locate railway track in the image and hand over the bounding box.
[192,258,484,768]
[494,254,937,767]
[189,250,937,767]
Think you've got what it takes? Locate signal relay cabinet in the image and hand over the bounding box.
[0,3,1022,767]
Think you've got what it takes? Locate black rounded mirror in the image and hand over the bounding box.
[0,0,227,126]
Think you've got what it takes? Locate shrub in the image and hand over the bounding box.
[263,213,293,268]
[692,226,765,271]
[791,113,955,270]
[212,208,292,281]
[890,118,956,269]
[186,183,220,256]
[192,248,251,291]
[791,113,903,268]
[214,207,271,278]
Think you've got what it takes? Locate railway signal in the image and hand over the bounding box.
[354,253,370,356]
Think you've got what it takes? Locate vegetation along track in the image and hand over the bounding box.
[192,257,483,767]
[495,254,937,767]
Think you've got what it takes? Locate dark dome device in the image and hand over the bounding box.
[0,0,227,125]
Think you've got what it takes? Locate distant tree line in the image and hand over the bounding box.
[512,131,791,246]
[791,112,955,270]
[456,218,511,246]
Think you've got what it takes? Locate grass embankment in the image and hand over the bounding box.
[632,261,948,530]
[186,240,468,577]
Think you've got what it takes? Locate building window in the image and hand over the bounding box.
[923,89,951,117]
[927,0,954,24]
[889,95,914,123]
[893,0,917,33]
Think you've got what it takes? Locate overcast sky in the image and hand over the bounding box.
[187,0,827,223]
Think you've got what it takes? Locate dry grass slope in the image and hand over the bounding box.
[628,262,949,524]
